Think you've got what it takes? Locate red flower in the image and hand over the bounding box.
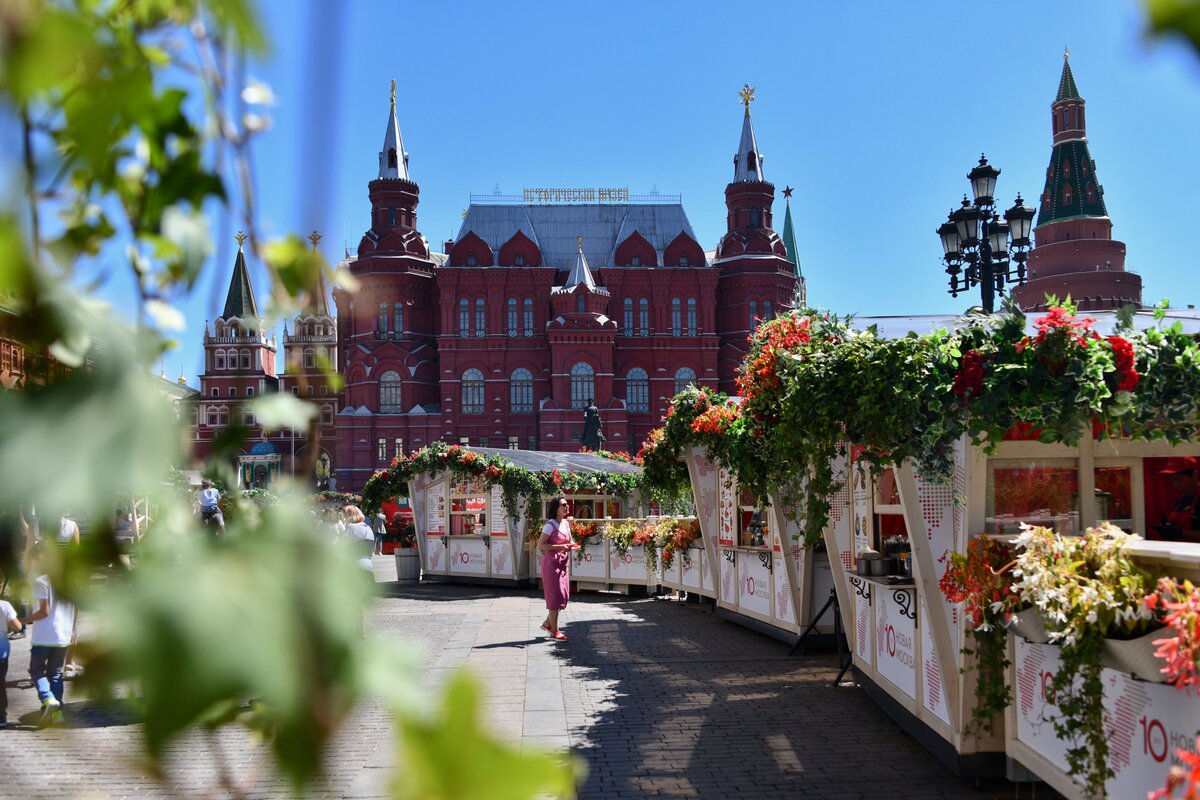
[1106,335,1140,392]
[952,350,986,400]
[551,468,562,486]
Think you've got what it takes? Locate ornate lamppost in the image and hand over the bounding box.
[937,155,1036,312]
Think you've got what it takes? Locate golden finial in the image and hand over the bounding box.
[738,83,756,113]
[1064,47,1070,61]
[308,230,322,249]
[461,209,467,219]
[178,365,187,385]
[576,235,584,249]
[390,78,396,108]
[235,230,248,248]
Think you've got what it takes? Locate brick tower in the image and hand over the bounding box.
[714,84,799,392]
[1012,52,1142,312]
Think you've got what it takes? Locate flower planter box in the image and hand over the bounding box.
[1101,628,1170,683]
[1006,607,1052,645]
[394,549,421,583]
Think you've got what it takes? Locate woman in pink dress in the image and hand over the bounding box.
[538,496,577,640]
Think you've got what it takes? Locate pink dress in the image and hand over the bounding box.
[541,519,571,610]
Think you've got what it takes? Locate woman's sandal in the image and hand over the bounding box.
[539,621,553,634]
[551,630,568,641]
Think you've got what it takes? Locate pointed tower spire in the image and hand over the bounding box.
[378,78,409,180]
[563,236,597,292]
[780,187,802,278]
[305,229,330,316]
[732,84,765,182]
[1056,48,1080,100]
[222,231,261,321]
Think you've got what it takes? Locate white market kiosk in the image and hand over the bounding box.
[681,446,838,640]
[809,425,1200,791]
[407,448,645,587]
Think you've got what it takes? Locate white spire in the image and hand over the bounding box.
[378,79,409,180]
[564,238,597,292]
[733,84,765,182]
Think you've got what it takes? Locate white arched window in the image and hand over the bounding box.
[304,348,315,369]
[671,298,682,337]
[687,298,697,336]
[459,298,470,337]
[510,368,533,413]
[674,367,697,396]
[523,298,533,336]
[475,298,486,337]
[638,298,649,336]
[626,368,649,413]
[377,303,388,335]
[570,362,594,410]
[507,298,518,337]
[320,404,333,425]
[379,370,402,413]
[240,349,251,370]
[623,298,633,333]
[214,349,226,370]
[462,369,485,414]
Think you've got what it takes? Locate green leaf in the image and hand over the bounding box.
[249,392,318,432]
[395,671,581,800]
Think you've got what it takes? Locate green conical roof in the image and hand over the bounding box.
[781,194,802,278]
[1056,55,1080,101]
[1035,140,1108,228]
[222,245,260,321]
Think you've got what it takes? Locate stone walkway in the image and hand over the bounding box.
[0,557,1048,798]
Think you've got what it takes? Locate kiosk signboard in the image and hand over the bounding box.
[875,587,917,700]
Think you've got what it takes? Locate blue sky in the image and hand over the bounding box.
[93,1,1200,384]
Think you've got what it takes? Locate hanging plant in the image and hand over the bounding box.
[937,536,1021,735]
[657,517,701,571]
[1013,522,1161,798]
[1145,577,1200,690]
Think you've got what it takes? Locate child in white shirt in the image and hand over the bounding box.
[19,545,75,725]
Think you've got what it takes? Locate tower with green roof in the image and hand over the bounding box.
[1012,52,1142,312]
[780,186,806,307]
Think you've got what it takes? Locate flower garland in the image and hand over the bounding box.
[360,442,644,528]
[642,300,1200,547]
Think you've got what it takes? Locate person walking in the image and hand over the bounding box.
[372,510,388,556]
[0,594,23,728]
[342,506,376,576]
[196,480,225,535]
[20,544,75,725]
[538,497,578,641]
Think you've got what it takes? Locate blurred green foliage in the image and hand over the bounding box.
[0,1,576,796]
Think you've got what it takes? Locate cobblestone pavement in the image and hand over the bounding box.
[0,558,1047,799]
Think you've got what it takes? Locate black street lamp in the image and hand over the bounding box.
[937,155,1036,312]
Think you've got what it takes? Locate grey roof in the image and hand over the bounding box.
[562,246,597,292]
[733,110,765,182]
[378,99,409,180]
[454,447,642,476]
[455,203,701,268]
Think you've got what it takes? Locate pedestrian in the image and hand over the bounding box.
[0,592,22,728]
[342,505,376,575]
[20,543,76,725]
[196,480,225,535]
[1154,457,1200,542]
[55,513,80,553]
[372,510,388,555]
[0,511,28,631]
[538,497,578,641]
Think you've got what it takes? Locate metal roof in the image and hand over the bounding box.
[455,203,701,268]
[459,447,642,476]
[221,245,260,321]
[733,109,765,183]
[857,309,1200,339]
[562,246,597,292]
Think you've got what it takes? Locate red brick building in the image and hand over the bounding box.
[1013,54,1143,312]
[191,235,338,486]
[334,88,801,491]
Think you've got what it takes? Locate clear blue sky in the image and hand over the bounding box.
[97,1,1200,384]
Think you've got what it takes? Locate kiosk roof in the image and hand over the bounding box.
[464,448,642,477]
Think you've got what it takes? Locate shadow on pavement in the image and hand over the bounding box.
[549,593,1025,800]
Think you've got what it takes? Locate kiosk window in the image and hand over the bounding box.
[987,459,1079,534]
